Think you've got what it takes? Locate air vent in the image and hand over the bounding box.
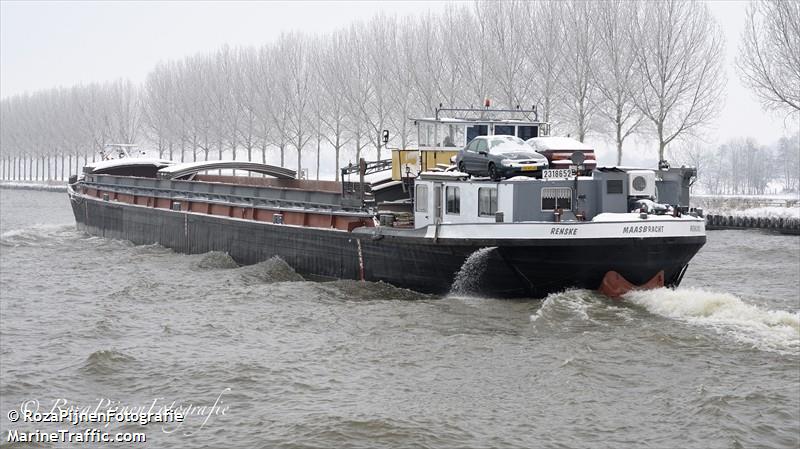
[632,176,647,192]
[627,170,656,198]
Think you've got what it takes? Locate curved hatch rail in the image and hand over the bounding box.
[157,161,296,180]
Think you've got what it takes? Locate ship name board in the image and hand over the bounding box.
[622,225,664,234]
[550,227,578,236]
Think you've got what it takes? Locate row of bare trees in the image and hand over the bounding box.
[0,81,139,181]
[2,0,791,184]
[672,133,800,195]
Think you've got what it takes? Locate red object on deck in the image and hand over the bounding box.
[598,270,665,299]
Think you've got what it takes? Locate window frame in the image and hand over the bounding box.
[445,186,461,215]
[478,187,498,217]
[415,184,428,212]
[541,187,573,211]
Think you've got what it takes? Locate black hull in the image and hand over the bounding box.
[69,193,705,298]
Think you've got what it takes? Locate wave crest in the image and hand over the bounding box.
[0,224,77,247]
[81,350,136,375]
[193,251,239,269]
[625,287,800,354]
[237,256,304,284]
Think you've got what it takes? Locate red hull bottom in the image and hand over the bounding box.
[598,270,665,299]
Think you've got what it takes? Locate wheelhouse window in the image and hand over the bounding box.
[417,123,430,147]
[466,125,488,142]
[494,125,514,136]
[478,187,498,216]
[541,187,572,211]
[517,125,538,141]
[415,185,428,212]
[443,125,465,147]
[446,186,460,215]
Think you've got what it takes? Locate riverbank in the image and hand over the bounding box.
[0,181,66,192]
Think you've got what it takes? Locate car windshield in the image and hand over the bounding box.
[488,140,531,155]
[490,135,525,146]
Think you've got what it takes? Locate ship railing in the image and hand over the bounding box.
[340,158,392,208]
[82,174,370,215]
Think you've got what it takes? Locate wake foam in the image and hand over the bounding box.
[0,224,76,247]
[529,289,634,328]
[625,287,800,354]
[320,279,429,301]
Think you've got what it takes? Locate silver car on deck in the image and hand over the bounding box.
[455,135,549,180]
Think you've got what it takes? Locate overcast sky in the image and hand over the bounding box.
[1,0,797,160]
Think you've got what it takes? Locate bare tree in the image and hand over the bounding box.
[313,32,353,180]
[277,33,314,174]
[457,5,490,107]
[527,1,566,125]
[253,42,292,167]
[776,134,800,191]
[107,79,141,145]
[591,0,643,164]
[669,140,709,189]
[480,0,531,109]
[333,25,373,165]
[142,65,173,158]
[737,0,800,116]
[631,0,725,166]
[234,47,260,165]
[387,17,420,149]
[559,0,599,142]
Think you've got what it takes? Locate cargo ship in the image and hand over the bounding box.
[67,108,706,298]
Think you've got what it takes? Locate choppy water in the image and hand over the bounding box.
[1,189,798,448]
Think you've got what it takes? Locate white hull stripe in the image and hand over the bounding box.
[424,220,706,240]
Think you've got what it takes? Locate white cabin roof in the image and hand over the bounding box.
[85,158,173,173]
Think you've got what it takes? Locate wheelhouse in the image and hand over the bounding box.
[392,106,550,181]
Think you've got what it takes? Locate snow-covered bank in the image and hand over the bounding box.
[728,206,800,220]
[692,193,799,220]
[0,181,67,192]
[693,193,800,201]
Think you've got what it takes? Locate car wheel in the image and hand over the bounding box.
[458,162,467,174]
[488,163,499,181]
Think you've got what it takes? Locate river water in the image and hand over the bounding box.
[1,189,798,449]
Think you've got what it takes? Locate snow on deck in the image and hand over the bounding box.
[591,213,701,222]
